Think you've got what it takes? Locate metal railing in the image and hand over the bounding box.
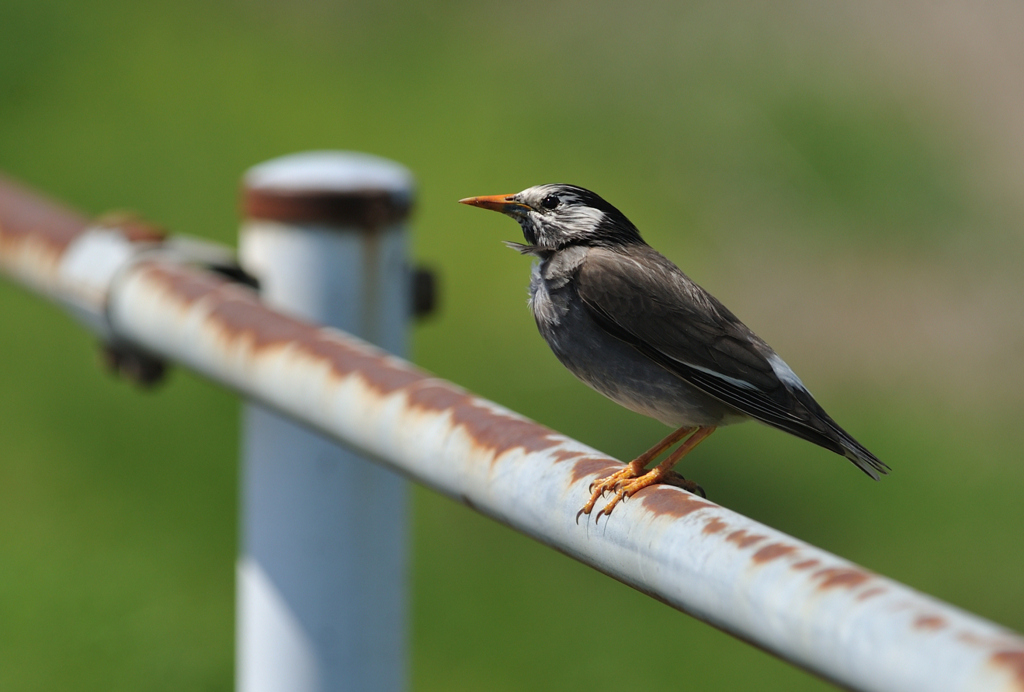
[1,154,1022,692]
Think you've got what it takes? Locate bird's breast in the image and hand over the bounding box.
[527,262,568,330]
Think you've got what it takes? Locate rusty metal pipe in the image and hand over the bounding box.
[2,170,1024,692]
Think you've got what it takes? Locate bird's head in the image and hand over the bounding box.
[459,184,642,253]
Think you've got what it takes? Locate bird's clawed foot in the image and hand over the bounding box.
[575,463,704,523]
[575,426,715,523]
[575,461,644,523]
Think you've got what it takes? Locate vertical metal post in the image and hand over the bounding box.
[236,151,414,692]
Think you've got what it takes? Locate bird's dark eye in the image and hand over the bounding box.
[540,194,560,210]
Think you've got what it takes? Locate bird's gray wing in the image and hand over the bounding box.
[575,246,887,477]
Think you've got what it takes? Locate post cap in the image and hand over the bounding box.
[241,151,414,228]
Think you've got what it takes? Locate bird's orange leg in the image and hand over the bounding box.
[584,426,716,522]
[576,426,693,523]
[577,425,712,523]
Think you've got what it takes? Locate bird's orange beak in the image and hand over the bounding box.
[458,194,530,214]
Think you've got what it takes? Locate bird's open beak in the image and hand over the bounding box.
[458,194,530,215]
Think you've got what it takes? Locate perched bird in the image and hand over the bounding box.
[460,184,888,521]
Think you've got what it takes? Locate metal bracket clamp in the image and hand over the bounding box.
[59,213,257,387]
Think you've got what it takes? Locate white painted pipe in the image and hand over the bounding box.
[235,152,415,692]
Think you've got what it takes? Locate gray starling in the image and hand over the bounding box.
[460,184,887,521]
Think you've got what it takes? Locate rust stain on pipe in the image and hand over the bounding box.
[570,458,618,485]
[142,262,227,307]
[141,263,424,387]
[406,382,562,457]
[813,567,872,590]
[639,488,714,518]
[242,188,412,229]
[856,586,887,601]
[92,212,167,243]
[726,529,767,549]
[703,517,728,535]
[752,543,798,563]
[991,649,1024,690]
[0,173,89,248]
[0,173,90,282]
[550,449,586,464]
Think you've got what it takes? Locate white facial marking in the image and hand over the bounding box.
[560,205,605,232]
[512,184,608,248]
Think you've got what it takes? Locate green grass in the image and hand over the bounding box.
[3,1,1023,690]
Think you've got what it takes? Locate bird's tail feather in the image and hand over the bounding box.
[807,401,889,480]
[782,387,889,480]
[833,424,889,480]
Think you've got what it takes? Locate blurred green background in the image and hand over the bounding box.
[2,0,1023,689]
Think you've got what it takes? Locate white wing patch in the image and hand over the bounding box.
[767,353,807,391]
[684,362,759,390]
